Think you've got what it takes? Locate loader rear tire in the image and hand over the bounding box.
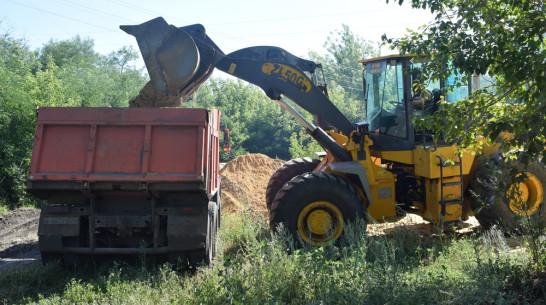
[269,172,365,247]
[468,153,546,232]
[266,157,320,211]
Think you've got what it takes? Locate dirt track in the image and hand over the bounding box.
[0,208,41,272]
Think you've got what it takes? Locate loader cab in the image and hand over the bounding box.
[360,55,471,151]
[360,55,415,151]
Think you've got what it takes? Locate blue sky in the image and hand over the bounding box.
[1,0,432,59]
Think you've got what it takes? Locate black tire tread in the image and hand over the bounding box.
[265,157,320,210]
[468,152,546,231]
[269,171,365,246]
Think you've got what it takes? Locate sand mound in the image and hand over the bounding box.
[220,153,285,213]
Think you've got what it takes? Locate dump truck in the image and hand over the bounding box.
[27,107,223,266]
[119,17,546,247]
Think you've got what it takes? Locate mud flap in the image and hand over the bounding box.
[38,214,80,251]
[167,214,207,251]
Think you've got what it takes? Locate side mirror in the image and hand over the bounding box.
[222,128,231,152]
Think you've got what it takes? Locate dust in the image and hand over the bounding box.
[220,153,285,213]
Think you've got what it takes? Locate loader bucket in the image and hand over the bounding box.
[121,17,220,107]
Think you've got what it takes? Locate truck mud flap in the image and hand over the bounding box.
[167,214,207,250]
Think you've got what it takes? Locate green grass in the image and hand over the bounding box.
[0,205,9,214]
[0,202,41,214]
[1,211,543,305]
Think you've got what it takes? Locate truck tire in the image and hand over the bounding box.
[211,205,219,259]
[468,153,546,232]
[265,157,320,210]
[189,204,218,268]
[269,172,366,247]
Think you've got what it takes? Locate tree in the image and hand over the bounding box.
[192,78,300,161]
[0,35,40,208]
[385,0,545,162]
[288,130,322,159]
[38,35,98,68]
[0,33,147,209]
[39,40,146,108]
[310,24,380,102]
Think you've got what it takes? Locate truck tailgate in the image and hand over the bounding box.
[28,107,216,184]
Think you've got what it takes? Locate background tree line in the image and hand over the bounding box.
[0,34,148,208]
[0,25,377,209]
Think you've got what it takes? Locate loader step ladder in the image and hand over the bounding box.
[436,155,464,221]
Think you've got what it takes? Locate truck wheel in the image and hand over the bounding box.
[217,185,222,228]
[266,157,320,210]
[210,205,219,259]
[269,172,366,247]
[189,205,218,268]
[468,153,546,232]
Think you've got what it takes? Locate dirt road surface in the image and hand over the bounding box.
[0,208,40,272]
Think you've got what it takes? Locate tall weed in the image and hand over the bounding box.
[0,213,540,304]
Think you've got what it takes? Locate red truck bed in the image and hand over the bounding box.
[28,107,220,196]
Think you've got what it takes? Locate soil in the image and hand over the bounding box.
[128,81,185,108]
[220,153,285,213]
[0,208,40,272]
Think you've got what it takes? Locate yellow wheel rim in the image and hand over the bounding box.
[508,172,544,216]
[297,201,343,246]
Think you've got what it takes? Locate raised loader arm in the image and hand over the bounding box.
[122,17,353,161]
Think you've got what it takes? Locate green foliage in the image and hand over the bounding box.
[50,45,146,108]
[190,78,300,161]
[310,24,380,103]
[288,130,323,158]
[386,2,546,273]
[0,33,147,209]
[38,36,98,68]
[0,36,40,208]
[385,0,546,162]
[2,214,542,304]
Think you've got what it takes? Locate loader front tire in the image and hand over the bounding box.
[265,157,320,211]
[468,153,546,232]
[269,172,365,247]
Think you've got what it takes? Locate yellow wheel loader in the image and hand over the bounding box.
[123,17,546,247]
